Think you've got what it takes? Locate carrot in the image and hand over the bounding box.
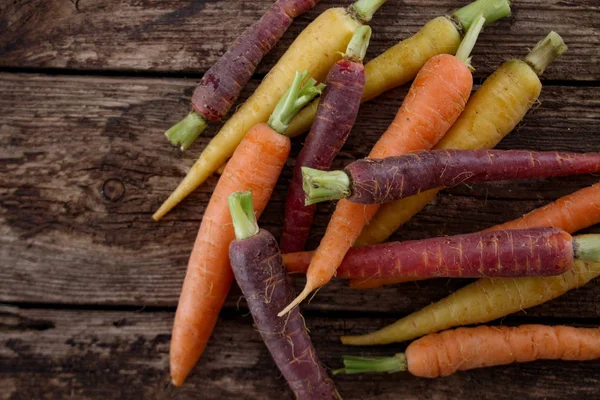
[153,0,389,220]
[356,31,568,248]
[488,182,600,233]
[302,149,600,205]
[164,0,320,151]
[170,71,323,386]
[282,227,600,279]
[283,251,423,287]
[336,325,600,377]
[340,182,600,346]
[281,26,371,253]
[285,0,512,138]
[228,192,339,399]
[278,16,485,317]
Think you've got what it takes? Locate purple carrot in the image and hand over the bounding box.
[285,227,600,279]
[166,0,320,151]
[280,26,371,253]
[228,191,340,400]
[302,149,600,205]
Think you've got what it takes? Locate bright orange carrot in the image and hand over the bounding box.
[278,16,484,316]
[336,325,600,378]
[171,72,323,386]
[487,182,600,233]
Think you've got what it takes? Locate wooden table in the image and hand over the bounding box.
[1,1,599,398]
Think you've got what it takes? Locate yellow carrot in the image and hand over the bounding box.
[285,0,512,138]
[153,0,385,221]
[356,31,568,247]
[341,261,600,345]
[342,181,600,346]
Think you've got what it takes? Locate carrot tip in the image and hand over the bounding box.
[278,286,312,317]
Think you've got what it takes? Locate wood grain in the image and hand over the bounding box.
[0,0,598,81]
[1,306,599,400]
[0,72,599,319]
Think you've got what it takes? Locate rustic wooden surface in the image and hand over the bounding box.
[1,0,599,399]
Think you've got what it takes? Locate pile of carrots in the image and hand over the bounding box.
[148,0,600,397]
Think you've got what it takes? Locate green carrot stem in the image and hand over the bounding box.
[334,354,407,375]
[574,234,600,262]
[164,110,208,151]
[228,191,259,240]
[302,167,351,205]
[452,0,511,33]
[345,26,372,62]
[350,0,387,23]
[455,14,486,67]
[268,70,325,134]
[524,31,568,76]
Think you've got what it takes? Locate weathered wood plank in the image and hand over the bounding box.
[1,73,599,319]
[0,0,598,81]
[1,306,599,400]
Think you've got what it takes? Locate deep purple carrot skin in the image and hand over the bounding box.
[229,229,339,400]
[192,0,319,121]
[281,60,366,253]
[334,227,574,279]
[344,150,600,204]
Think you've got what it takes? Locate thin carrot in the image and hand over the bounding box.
[340,182,600,346]
[336,325,600,377]
[285,0,512,138]
[164,0,320,151]
[357,31,568,247]
[153,0,388,220]
[488,182,600,233]
[302,149,600,205]
[281,227,600,279]
[228,192,340,399]
[170,72,323,386]
[281,26,371,253]
[278,18,485,316]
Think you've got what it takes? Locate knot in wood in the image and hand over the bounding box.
[101,178,125,202]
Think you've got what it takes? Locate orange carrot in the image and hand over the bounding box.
[362,182,600,288]
[487,182,600,233]
[278,16,484,316]
[336,325,600,378]
[170,72,323,386]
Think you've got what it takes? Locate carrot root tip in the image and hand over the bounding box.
[278,285,312,317]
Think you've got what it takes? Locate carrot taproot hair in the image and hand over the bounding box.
[337,325,600,378]
[341,181,600,346]
[278,18,484,315]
